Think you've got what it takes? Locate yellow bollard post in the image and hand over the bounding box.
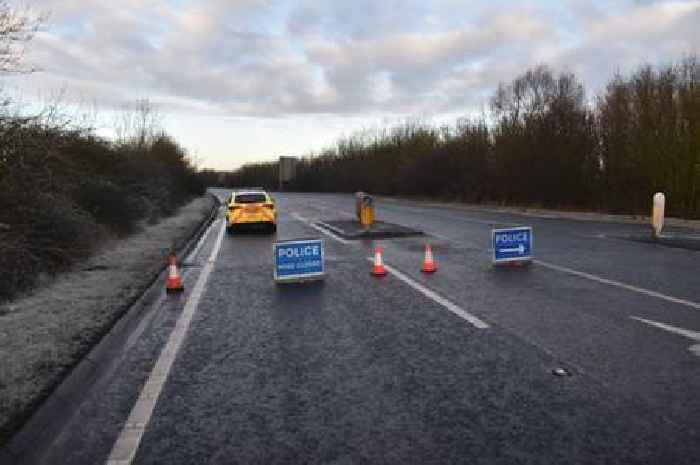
[359,195,374,229]
[360,204,374,228]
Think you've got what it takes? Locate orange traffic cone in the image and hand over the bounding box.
[421,243,437,273]
[166,252,184,293]
[370,246,387,276]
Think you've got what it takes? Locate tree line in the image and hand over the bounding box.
[228,57,700,219]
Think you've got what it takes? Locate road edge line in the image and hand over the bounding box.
[106,219,227,465]
[0,195,220,461]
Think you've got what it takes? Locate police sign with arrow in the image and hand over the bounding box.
[492,226,533,265]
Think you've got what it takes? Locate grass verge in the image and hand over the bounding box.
[0,195,215,446]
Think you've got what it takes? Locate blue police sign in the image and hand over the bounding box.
[492,226,533,264]
[273,239,325,282]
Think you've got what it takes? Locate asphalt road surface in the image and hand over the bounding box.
[5,191,700,465]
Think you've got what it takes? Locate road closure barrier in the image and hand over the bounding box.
[274,238,325,283]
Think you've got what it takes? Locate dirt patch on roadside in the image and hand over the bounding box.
[0,195,215,445]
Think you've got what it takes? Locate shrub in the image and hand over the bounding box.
[24,194,98,271]
[0,115,203,301]
[74,179,142,235]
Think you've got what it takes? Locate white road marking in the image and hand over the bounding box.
[185,216,217,262]
[366,257,489,329]
[291,212,352,244]
[315,220,347,236]
[106,219,227,465]
[534,259,700,311]
[631,316,700,357]
[425,231,453,242]
[298,202,481,247]
[296,210,455,246]
[314,202,356,219]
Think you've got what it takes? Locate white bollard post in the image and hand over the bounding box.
[652,192,665,239]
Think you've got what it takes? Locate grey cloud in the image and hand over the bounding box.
[550,0,700,93]
[287,0,432,40]
[11,0,700,118]
[302,11,557,114]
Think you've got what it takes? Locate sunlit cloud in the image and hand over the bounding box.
[4,0,698,168]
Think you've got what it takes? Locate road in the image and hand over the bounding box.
[5,190,700,464]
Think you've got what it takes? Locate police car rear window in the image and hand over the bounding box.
[234,193,267,204]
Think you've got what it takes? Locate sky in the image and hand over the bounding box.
[4,0,700,170]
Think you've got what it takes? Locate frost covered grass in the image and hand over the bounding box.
[0,195,214,445]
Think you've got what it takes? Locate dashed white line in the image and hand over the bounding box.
[535,259,700,311]
[631,316,700,340]
[631,316,700,357]
[106,219,227,465]
[366,257,489,329]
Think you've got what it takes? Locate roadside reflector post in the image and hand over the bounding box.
[492,226,533,267]
[651,192,665,239]
[273,239,325,283]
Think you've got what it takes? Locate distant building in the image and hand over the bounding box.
[279,156,297,191]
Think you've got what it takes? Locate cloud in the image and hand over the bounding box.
[7,0,700,119]
[548,0,700,92]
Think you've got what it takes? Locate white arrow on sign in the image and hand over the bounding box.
[500,244,525,254]
[631,316,700,357]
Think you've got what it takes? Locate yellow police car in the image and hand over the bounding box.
[226,190,277,233]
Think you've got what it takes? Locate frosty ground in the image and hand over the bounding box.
[0,195,215,445]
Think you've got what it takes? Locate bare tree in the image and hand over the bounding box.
[113,98,162,147]
[0,2,45,75]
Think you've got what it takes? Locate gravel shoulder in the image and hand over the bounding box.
[0,195,215,445]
